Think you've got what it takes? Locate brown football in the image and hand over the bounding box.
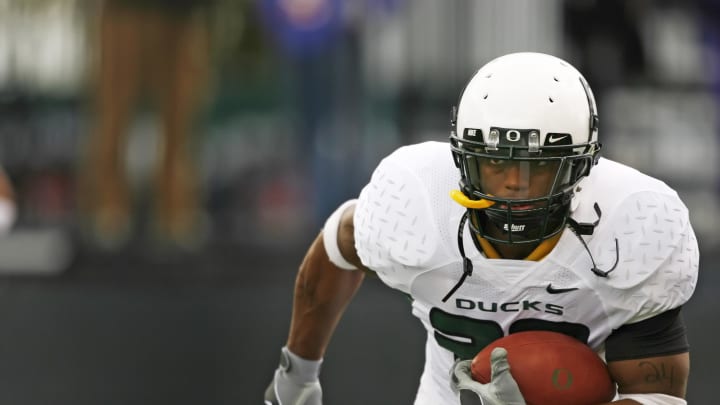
[471,331,616,405]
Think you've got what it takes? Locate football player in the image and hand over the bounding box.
[264,52,698,405]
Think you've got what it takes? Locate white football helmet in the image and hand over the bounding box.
[449,52,601,246]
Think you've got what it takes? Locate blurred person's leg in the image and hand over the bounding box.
[84,2,145,246]
[0,167,16,234]
[147,7,210,247]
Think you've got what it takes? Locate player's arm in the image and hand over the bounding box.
[286,202,366,359]
[600,308,690,405]
[597,353,689,404]
[265,202,366,405]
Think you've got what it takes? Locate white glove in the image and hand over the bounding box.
[450,347,526,405]
[264,347,323,405]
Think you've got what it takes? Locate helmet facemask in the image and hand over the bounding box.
[451,126,597,246]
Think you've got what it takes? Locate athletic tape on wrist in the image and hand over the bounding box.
[617,393,686,405]
[282,346,322,384]
[322,199,358,270]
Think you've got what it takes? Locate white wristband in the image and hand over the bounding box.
[0,199,16,234]
[322,199,358,270]
[617,393,687,405]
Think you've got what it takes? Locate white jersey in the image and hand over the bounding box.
[353,141,699,405]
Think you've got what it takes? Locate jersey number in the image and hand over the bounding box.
[429,307,591,359]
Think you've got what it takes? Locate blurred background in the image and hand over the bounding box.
[0,0,717,404]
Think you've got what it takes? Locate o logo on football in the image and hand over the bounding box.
[551,368,574,390]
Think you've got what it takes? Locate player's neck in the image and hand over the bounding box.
[477,225,561,261]
[480,237,536,260]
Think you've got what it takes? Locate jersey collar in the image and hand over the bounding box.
[478,233,562,261]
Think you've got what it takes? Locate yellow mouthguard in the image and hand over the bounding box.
[450,189,495,209]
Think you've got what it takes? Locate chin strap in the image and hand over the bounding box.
[443,189,494,302]
[442,211,473,303]
[566,202,619,277]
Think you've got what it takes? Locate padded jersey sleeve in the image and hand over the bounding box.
[353,142,459,294]
[588,190,699,326]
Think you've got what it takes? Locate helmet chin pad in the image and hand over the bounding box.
[468,196,570,245]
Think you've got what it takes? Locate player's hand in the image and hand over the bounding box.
[264,347,322,405]
[450,347,526,405]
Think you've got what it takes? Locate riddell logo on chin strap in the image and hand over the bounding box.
[503,223,526,232]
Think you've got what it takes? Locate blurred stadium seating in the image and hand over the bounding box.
[0,1,716,403]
